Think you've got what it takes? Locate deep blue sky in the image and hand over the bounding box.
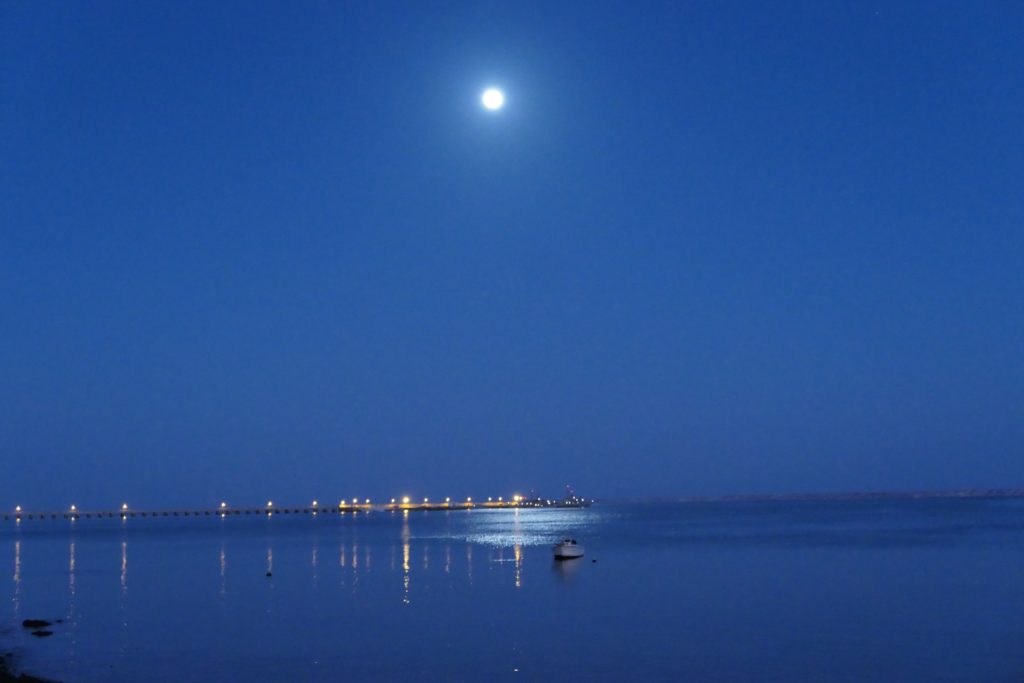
[2,1,1022,508]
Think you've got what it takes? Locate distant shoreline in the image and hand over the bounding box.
[604,489,1024,504]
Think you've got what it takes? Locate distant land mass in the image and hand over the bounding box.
[608,489,1024,504]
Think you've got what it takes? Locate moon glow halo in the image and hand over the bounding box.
[482,88,505,110]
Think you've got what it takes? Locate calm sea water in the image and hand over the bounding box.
[3,500,1024,682]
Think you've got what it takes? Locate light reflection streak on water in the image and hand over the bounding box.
[338,543,346,591]
[466,544,473,584]
[459,508,605,548]
[311,543,319,591]
[266,547,273,575]
[68,540,77,653]
[444,545,451,574]
[402,509,411,605]
[219,544,227,598]
[69,541,76,598]
[120,541,128,594]
[350,542,360,593]
[512,510,523,589]
[12,539,20,616]
[119,540,129,656]
[514,544,522,589]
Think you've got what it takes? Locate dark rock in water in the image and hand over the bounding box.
[21,620,51,629]
[29,631,53,639]
[0,653,58,682]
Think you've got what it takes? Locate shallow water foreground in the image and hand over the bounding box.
[3,500,1024,682]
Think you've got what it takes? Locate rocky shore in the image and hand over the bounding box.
[0,653,54,683]
[1,619,61,683]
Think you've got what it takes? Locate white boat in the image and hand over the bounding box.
[553,539,584,560]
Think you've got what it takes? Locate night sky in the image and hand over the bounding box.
[2,1,1022,508]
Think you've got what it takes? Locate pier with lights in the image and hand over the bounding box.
[2,492,591,523]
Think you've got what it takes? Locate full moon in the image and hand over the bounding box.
[482,88,505,110]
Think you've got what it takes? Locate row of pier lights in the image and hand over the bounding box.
[5,495,529,520]
[254,494,526,512]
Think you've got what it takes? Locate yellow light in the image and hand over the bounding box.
[423,497,429,503]
[488,497,492,502]
[70,504,76,511]
[220,502,227,508]
[365,499,370,504]
[391,498,396,504]
[312,500,318,507]
[340,499,347,506]
[267,501,273,508]
[15,505,21,512]
[466,497,472,502]
[445,497,450,503]
[402,496,410,504]
[498,497,503,502]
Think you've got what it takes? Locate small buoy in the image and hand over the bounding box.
[266,571,272,577]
